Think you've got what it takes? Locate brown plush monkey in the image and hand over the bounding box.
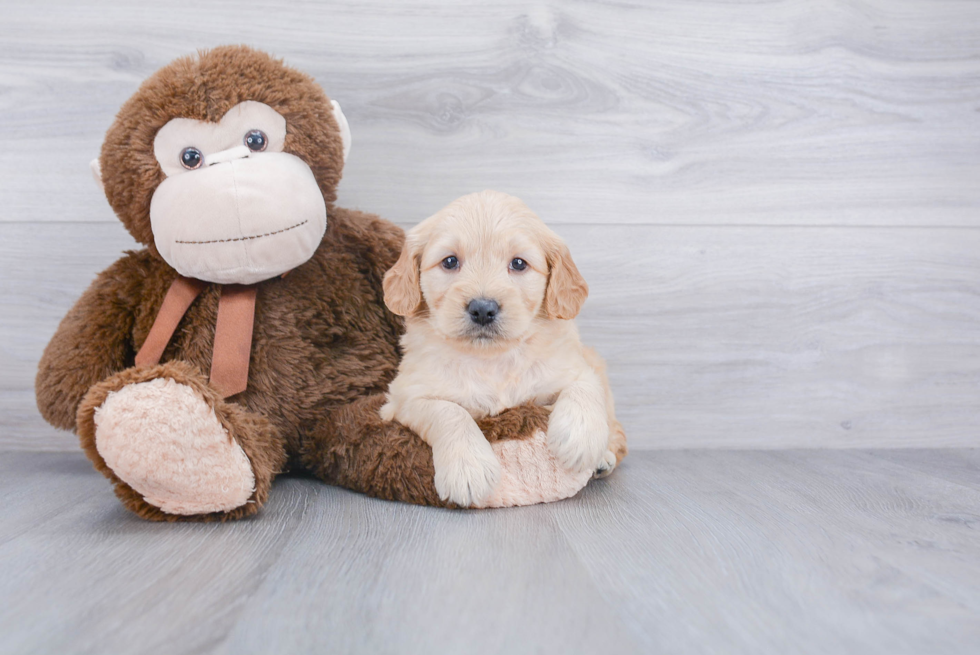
[35,46,592,521]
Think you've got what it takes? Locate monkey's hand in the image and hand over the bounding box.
[36,254,144,432]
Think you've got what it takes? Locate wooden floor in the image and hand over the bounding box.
[2,449,978,655]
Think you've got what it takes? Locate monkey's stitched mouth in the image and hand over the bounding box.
[175,220,308,245]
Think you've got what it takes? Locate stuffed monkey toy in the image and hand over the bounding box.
[35,46,596,521]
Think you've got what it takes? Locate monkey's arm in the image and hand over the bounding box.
[300,395,549,507]
[36,255,144,431]
[380,395,502,507]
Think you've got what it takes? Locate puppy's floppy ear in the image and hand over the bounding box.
[544,237,589,320]
[383,235,423,316]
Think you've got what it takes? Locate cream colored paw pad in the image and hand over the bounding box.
[93,378,255,515]
[477,430,592,509]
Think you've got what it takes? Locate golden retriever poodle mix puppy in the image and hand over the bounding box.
[380,190,627,507]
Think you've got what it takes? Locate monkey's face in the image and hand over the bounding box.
[146,100,334,285]
[98,47,352,277]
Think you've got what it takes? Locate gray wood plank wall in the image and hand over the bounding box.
[2,0,978,450]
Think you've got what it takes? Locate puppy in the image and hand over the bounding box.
[380,190,627,507]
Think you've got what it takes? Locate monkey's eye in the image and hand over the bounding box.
[180,147,203,170]
[510,257,528,272]
[441,256,459,270]
[244,129,268,152]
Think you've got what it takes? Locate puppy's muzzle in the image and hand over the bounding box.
[467,298,499,326]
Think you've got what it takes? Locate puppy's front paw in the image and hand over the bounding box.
[593,449,617,479]
[378,399,395,422]
[431,435,501,507]
[547,402,609,473]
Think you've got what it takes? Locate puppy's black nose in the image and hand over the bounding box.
[467,298,499,326]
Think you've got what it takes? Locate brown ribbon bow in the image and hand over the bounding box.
[134,276,257,398]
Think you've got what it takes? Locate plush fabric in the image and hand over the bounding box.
[35,46,597,521]
[150,152,327,284]
[96,47,346,247]
[329,100,352,162]
[153,101,287,177]
[75,361,285,522]
[94,378,255,515]
[477,430,593,509]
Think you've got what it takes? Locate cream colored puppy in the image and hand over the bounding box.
[380,190,627,507]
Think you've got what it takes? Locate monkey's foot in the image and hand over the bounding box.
[77,362,285,521]
[476,430,592,508]
[92,377,255,515]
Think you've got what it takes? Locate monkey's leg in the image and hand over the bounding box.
[300,395,590,508]
[76,362,286,522]
[299,394,446,506]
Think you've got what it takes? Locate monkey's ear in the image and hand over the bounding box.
[330,100,351,163]
[383,235,423,317]
[90,158,104,193]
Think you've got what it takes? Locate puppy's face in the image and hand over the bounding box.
[384,191,588,349]
[418,209,548,345]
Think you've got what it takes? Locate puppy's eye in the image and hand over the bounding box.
[441,256,459,270]
[510,257,528,272]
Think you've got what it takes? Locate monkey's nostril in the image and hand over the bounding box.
[467,298,499,326]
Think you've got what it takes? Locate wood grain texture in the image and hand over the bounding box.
[2,1,979,451]
[0,449,978,654]
[4,221,979,450]
[1,0,978,226]
[3,5,979,654]
[552,449,980,654]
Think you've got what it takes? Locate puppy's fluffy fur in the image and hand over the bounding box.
[380,191,627,506]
